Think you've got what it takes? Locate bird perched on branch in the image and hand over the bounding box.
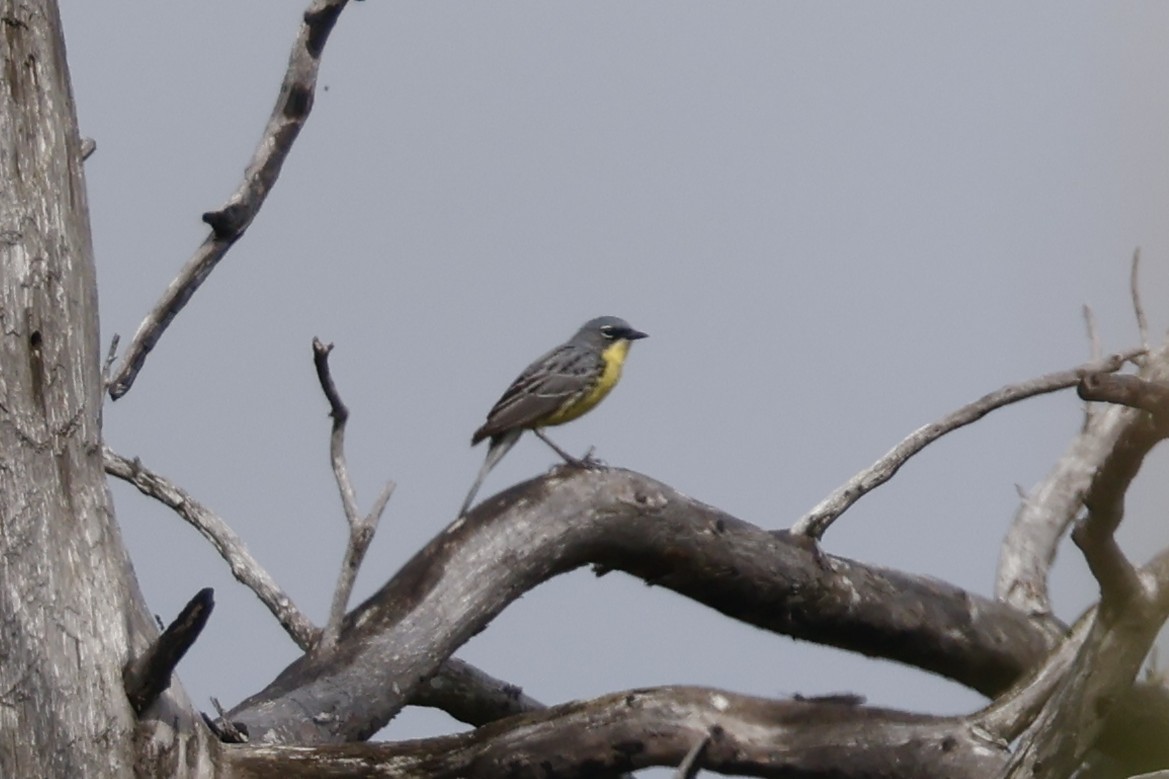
[459,316,648,515]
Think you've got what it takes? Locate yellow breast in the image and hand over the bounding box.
[542,339,630,427]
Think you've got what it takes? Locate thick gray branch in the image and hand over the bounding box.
[226,468,1054,743]
[224,686,1009,779]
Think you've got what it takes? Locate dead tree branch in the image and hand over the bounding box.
[224,687,1009,779]
[1083,304,1101,361]
[106,0,353,400]
[225,467,1056,744]
[994,405,1130,627]
[410,657,545,727]
[1132,247,1149,353]
[792,349,1143,539]
[997,343,1169,623]
[312,338,394,652]
[123,588,214,715]
[975,609,1096,742]
[1079,373,1169,421]
[1001,550,1169,778]
[998,370,1169,778]
[103,447,320,650]
[106,447,538,728]
[674,727,715,779]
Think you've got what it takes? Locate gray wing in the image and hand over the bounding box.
[472,344,601,443]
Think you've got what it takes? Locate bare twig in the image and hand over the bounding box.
[206,697,249,744]
[313,338,395,652]
[1132,248,1149,353]
[101,334,119,388]
[80,137,96,160]
[123,588,214,715]
[792,349,1144,539]
[103,447,319,650]
[1082,304,1101,362]
[313,339,357,520]
[106,0,353,400]
[674,727,716,779]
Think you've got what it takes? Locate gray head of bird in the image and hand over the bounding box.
[574,316,649,346]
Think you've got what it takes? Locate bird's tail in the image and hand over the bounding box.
[459,429,522,516]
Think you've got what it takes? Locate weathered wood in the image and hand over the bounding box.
[0,2,137,774]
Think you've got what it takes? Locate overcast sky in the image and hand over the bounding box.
[59,0,1169,756]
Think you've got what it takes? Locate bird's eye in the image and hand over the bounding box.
[599,325,615,338]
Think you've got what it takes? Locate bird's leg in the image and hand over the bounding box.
[534,429,600,468]
[533,429,581,464]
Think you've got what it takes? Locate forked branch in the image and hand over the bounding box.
[312,338,395,652]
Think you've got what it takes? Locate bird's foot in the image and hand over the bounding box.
[553,447,606,470]
[577,446,607,469]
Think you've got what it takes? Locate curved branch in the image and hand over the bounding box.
[224,686,1009,779]
[107,0,352,399]
[227,467,1054,743]
[792,349,1143,539]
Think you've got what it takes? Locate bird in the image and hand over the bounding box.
[459,315,648,515]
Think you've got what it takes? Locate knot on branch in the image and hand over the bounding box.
[201,203,249,239]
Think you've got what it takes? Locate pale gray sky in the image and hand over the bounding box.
[61,0,1169,751]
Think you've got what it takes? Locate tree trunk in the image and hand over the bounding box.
[0,1,164,775]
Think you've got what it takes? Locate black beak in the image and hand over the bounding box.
[624,328,648,341]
